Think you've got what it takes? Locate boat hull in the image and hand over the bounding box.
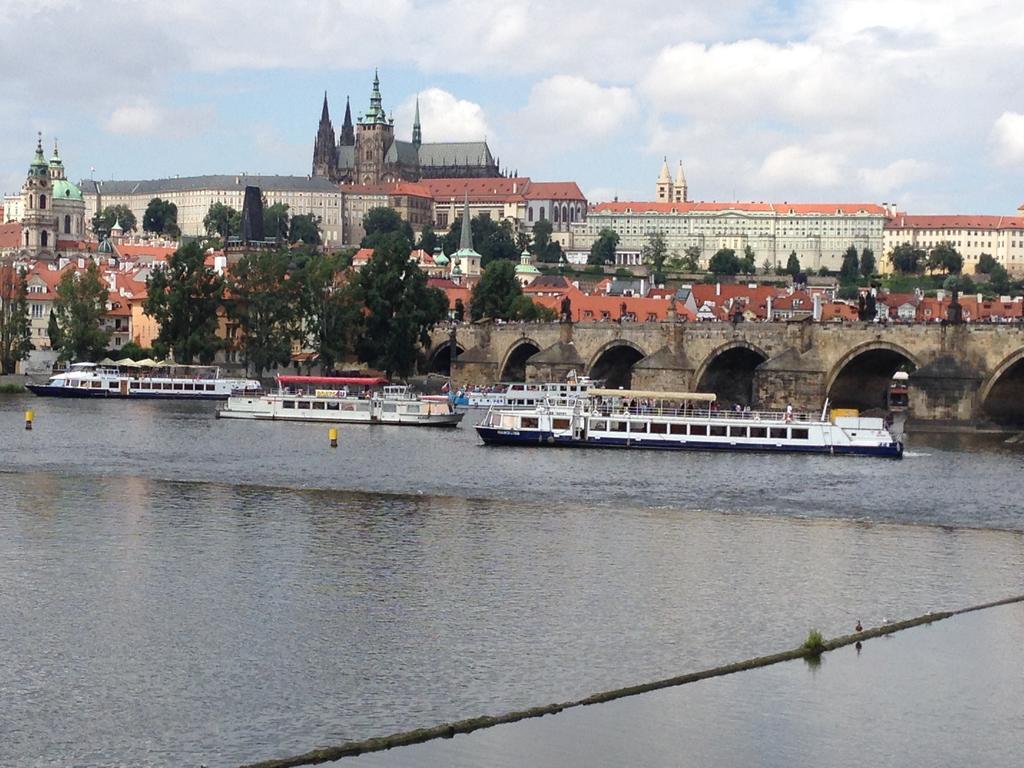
[26,384,109,398]
[217,409,462,426]
[26,384,242,401]
[475,426,903,458]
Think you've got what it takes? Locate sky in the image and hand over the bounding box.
[2,0,1024,214]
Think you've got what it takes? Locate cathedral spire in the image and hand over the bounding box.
[412,94,422,148]
[459,193,472,251]
[366,69,385,123]
[340,96,354,146]
[321,91,331,122]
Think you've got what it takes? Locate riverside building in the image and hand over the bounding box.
[570,159,888,272]
[882,212,1024,276]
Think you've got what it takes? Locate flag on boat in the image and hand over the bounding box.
[441,380,451,393]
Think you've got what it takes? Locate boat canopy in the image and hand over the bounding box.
[277,375,389,386]
[589,388,717,401]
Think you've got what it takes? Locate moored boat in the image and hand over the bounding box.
[217,375,463,426]
[452,377,597,408]
[26,361,260,400]
[475,389,903,458]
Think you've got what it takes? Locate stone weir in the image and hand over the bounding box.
[426,320,1024,428]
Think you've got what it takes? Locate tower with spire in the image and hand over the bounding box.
[449,194,482,285]
[412,95,422,149]
[339,96,354,146]
[674,160,688,202]
[312,92,338,178]
[655,157,688,203]
[20,133,55,257]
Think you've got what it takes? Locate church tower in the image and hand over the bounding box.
[339,96,354,146]
[21,134,55,258]
[674,160,688,203]
[412,95,422,149]
[656,157,673,202]
[355,70,396,184]
[312,92,338,179]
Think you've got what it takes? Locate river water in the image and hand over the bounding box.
[1,395,1023,767]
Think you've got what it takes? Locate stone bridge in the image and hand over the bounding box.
[426,320,1024,427]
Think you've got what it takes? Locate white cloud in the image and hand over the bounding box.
[857,159,934,196]
[395,88,490,143]
[756,145,846,190]
[991,112,1024,165]
[520,76,634,142]
[105,101,162,135]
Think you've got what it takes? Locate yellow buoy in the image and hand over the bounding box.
[328,427,338,448]
[25,410,34,431]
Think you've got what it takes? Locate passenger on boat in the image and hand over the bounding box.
[784,403,794,423]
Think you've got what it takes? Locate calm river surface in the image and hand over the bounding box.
[1,395,1023,767]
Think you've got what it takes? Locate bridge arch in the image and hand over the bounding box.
[500,338,542,381]
[694,341,770,406]
[587,339,647,389]
[978,347,1024,425]
[825,341,921,412]
[426,341,464,375]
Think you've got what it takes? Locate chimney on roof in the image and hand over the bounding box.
[812,293,821,322]
[715,282,720,297]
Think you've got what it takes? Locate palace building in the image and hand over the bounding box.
[312,71,501,185]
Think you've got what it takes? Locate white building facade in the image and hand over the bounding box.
[571,201,888,272]
[80,175,345,245]
[882,213,1024,275]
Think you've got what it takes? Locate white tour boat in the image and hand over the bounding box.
[217,375,464,427]
[475,388,903,458]
[27,361,260,400]
[453,377,597,408]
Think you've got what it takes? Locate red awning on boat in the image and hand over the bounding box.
[277,375,389,386]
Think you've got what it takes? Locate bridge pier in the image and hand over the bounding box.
[753,348,827,411]
[907,355,983,426]
[525,321,584,382]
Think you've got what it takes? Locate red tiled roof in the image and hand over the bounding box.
[529,284,696,323]
[341,181,434,198]
[115,243,176,261]
[0,222,21,248]
[884,214,1024,231]
[521,181,586,201]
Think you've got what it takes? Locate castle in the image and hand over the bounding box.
[312,71,502,184]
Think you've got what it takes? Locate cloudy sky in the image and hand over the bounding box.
[3,0,1024,213]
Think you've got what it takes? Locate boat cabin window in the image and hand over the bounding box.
[282,401,295,409]
[791,428,809,440]
[383,404,397,413]
[173,383,184,391]
[649,422,668,434]
[91,381,102,388]
[521,417,539,429]
[729,426,746,438]
[709,425,727,437]
[326,402,340,410]
[552,418,571,430]
[670,423,687,435]
[610,421,628,432]
[689,424,707,436]
[297,401,311,410]
[312,402,326,410]
[770,427,787,439]
[750,427,768,438]
[108,382,118,389]
[205,384,215,391]
[406,405,421,414]
[590,420,607,431]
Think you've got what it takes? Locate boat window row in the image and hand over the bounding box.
[589,419,809,440]
[281,400,371,412]
[139,382,217,391]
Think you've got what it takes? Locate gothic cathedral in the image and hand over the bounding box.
[312,71,501,184]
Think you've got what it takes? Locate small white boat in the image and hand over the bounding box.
[217,375,463,427]
[27,361,260,400]
[475,389,903,458]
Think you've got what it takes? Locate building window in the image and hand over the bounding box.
[64,215,71,234]
[40,230,48,247]
[39,194,46,210]
[528,207,533,222]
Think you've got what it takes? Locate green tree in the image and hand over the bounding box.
[50,262,111,361]
[416,224,439,255]
[541,239,564,264]
[840,245,860,283]
[510,294,556,321]
[860,247,876,278]
[441,214,518,266]
[927,242,962,275]
[91,205,137,236]
[588,228,619,265]
[709,248,741,276]
[785,250,801,277]
[989,263,1010,295]
[469,259,522,321]
[531,219,553,256]
[296,252,362,373]
[289,213,322,246]
[354,233,447,378]
[204,202,241,239]
[889,242,924,274]
[263,202,290,242]
[142,198,178,235]
[642,232,669,280]
[362,207,414,249]
[144,241,225,364]
[227,249,301,377]
[741,245,756,274]
[975,253,997,274]
[761,257,772,275]
[0,265,33,374]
